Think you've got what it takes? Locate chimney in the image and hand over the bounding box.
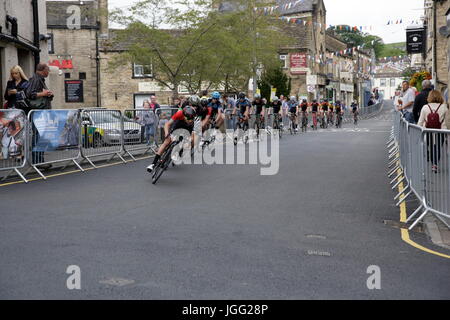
[98,0,108,38]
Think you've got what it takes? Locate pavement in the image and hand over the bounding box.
[0,101,449,300]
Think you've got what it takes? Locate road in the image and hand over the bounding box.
[1,101,449,299]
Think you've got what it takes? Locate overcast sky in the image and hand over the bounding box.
[107,0,425,44]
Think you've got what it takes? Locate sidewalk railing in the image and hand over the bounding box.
[387,111,450,230]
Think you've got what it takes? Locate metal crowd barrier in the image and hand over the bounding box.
[387,111,450,230]
[80,109,126,168]
[122,109,158,159]
[26,109,84,179]
[0,109,29,183]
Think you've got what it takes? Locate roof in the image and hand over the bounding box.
[218,0,319,15]
[47,1,98,28]
[277,0,316,15]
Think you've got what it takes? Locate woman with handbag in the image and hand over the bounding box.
[3,65,29,110]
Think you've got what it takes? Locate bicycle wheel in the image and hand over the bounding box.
[152,144,174,185]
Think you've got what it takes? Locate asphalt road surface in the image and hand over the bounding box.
[1,101,449,299]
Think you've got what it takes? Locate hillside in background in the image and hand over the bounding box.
[379,42,406,58]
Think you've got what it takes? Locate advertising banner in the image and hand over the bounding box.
[0,110,26,161]
[31,110,80,152]
[290,53,308,75]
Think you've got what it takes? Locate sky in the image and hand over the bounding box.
[59,0,426,44]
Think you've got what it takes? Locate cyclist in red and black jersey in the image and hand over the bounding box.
[310,99,319,129]
[147,106,196,173]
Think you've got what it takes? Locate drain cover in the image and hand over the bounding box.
[307,250,331,257]
[99,278,135,287]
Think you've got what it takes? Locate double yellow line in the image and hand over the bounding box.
[397,168,450,259]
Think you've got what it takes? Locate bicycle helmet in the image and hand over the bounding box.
[183,106,197,120]
[273,96,279,102]
[254,93,261,100]
[188,95,201,107]
[290,96,297,102]
[238,92,246,100]
[302,99,307,103]
[211,91,221,100]
[200,97,209,107]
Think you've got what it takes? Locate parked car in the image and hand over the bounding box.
[81,111,141,148]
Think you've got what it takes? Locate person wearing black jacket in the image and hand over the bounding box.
[413,80,432,123]
[3,65,29,110]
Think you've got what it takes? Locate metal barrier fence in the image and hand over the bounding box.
[387,111,450,230]
[27,109,84,179]
[0,109,29,183]
[122,109,158,159]
[80,109,126,168]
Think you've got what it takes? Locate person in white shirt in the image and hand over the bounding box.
[397,81,416,123]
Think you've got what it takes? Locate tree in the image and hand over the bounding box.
[327,25,384,58]
[108,0,292,99]
[258,67,291,100]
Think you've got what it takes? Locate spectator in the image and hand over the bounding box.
[25,63,54,167]
[3,65,29,110]
[136,100,157,146]
[412,80,433,123]
[397,80,415,124]
[418,90,448,172]
[368,95,375,106]
[25,63,53,110]
[172,97,182,110]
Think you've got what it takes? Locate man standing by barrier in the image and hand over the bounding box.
[413,80,433,124]
[25,63,53,167]
[397,81,415,124]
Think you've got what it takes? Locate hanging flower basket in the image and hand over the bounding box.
[409,71,432,92]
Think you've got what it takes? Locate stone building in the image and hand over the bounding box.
[277,0,328,100]
[0,0,49,107]
[423,0,449,92]
[46,0,109,109]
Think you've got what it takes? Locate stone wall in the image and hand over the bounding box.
[47,28,99,109]
[100,52,174,110]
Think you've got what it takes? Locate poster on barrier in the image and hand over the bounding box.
[0,110,26,161]
[31,110,80,152]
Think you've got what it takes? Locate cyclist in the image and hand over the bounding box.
[335,100,343,128]
[328,101,335,125]
[252,94,265,133]
[271,96,283,130]
[208,91,224,129]
[351,101,359,124]
[299,99,309,131]
[322,99,330,123]
[233,92,251,125]
[310,99,319,129]
[147,106,197,173]
[287,96,299,133]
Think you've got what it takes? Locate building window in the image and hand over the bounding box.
[133,63,153,78]
[279,55,288,69]
[48,34,54,54]
[65,73,71,79]
[380,78,386,87]
[79,72,86,80]
[390,78,396,87]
